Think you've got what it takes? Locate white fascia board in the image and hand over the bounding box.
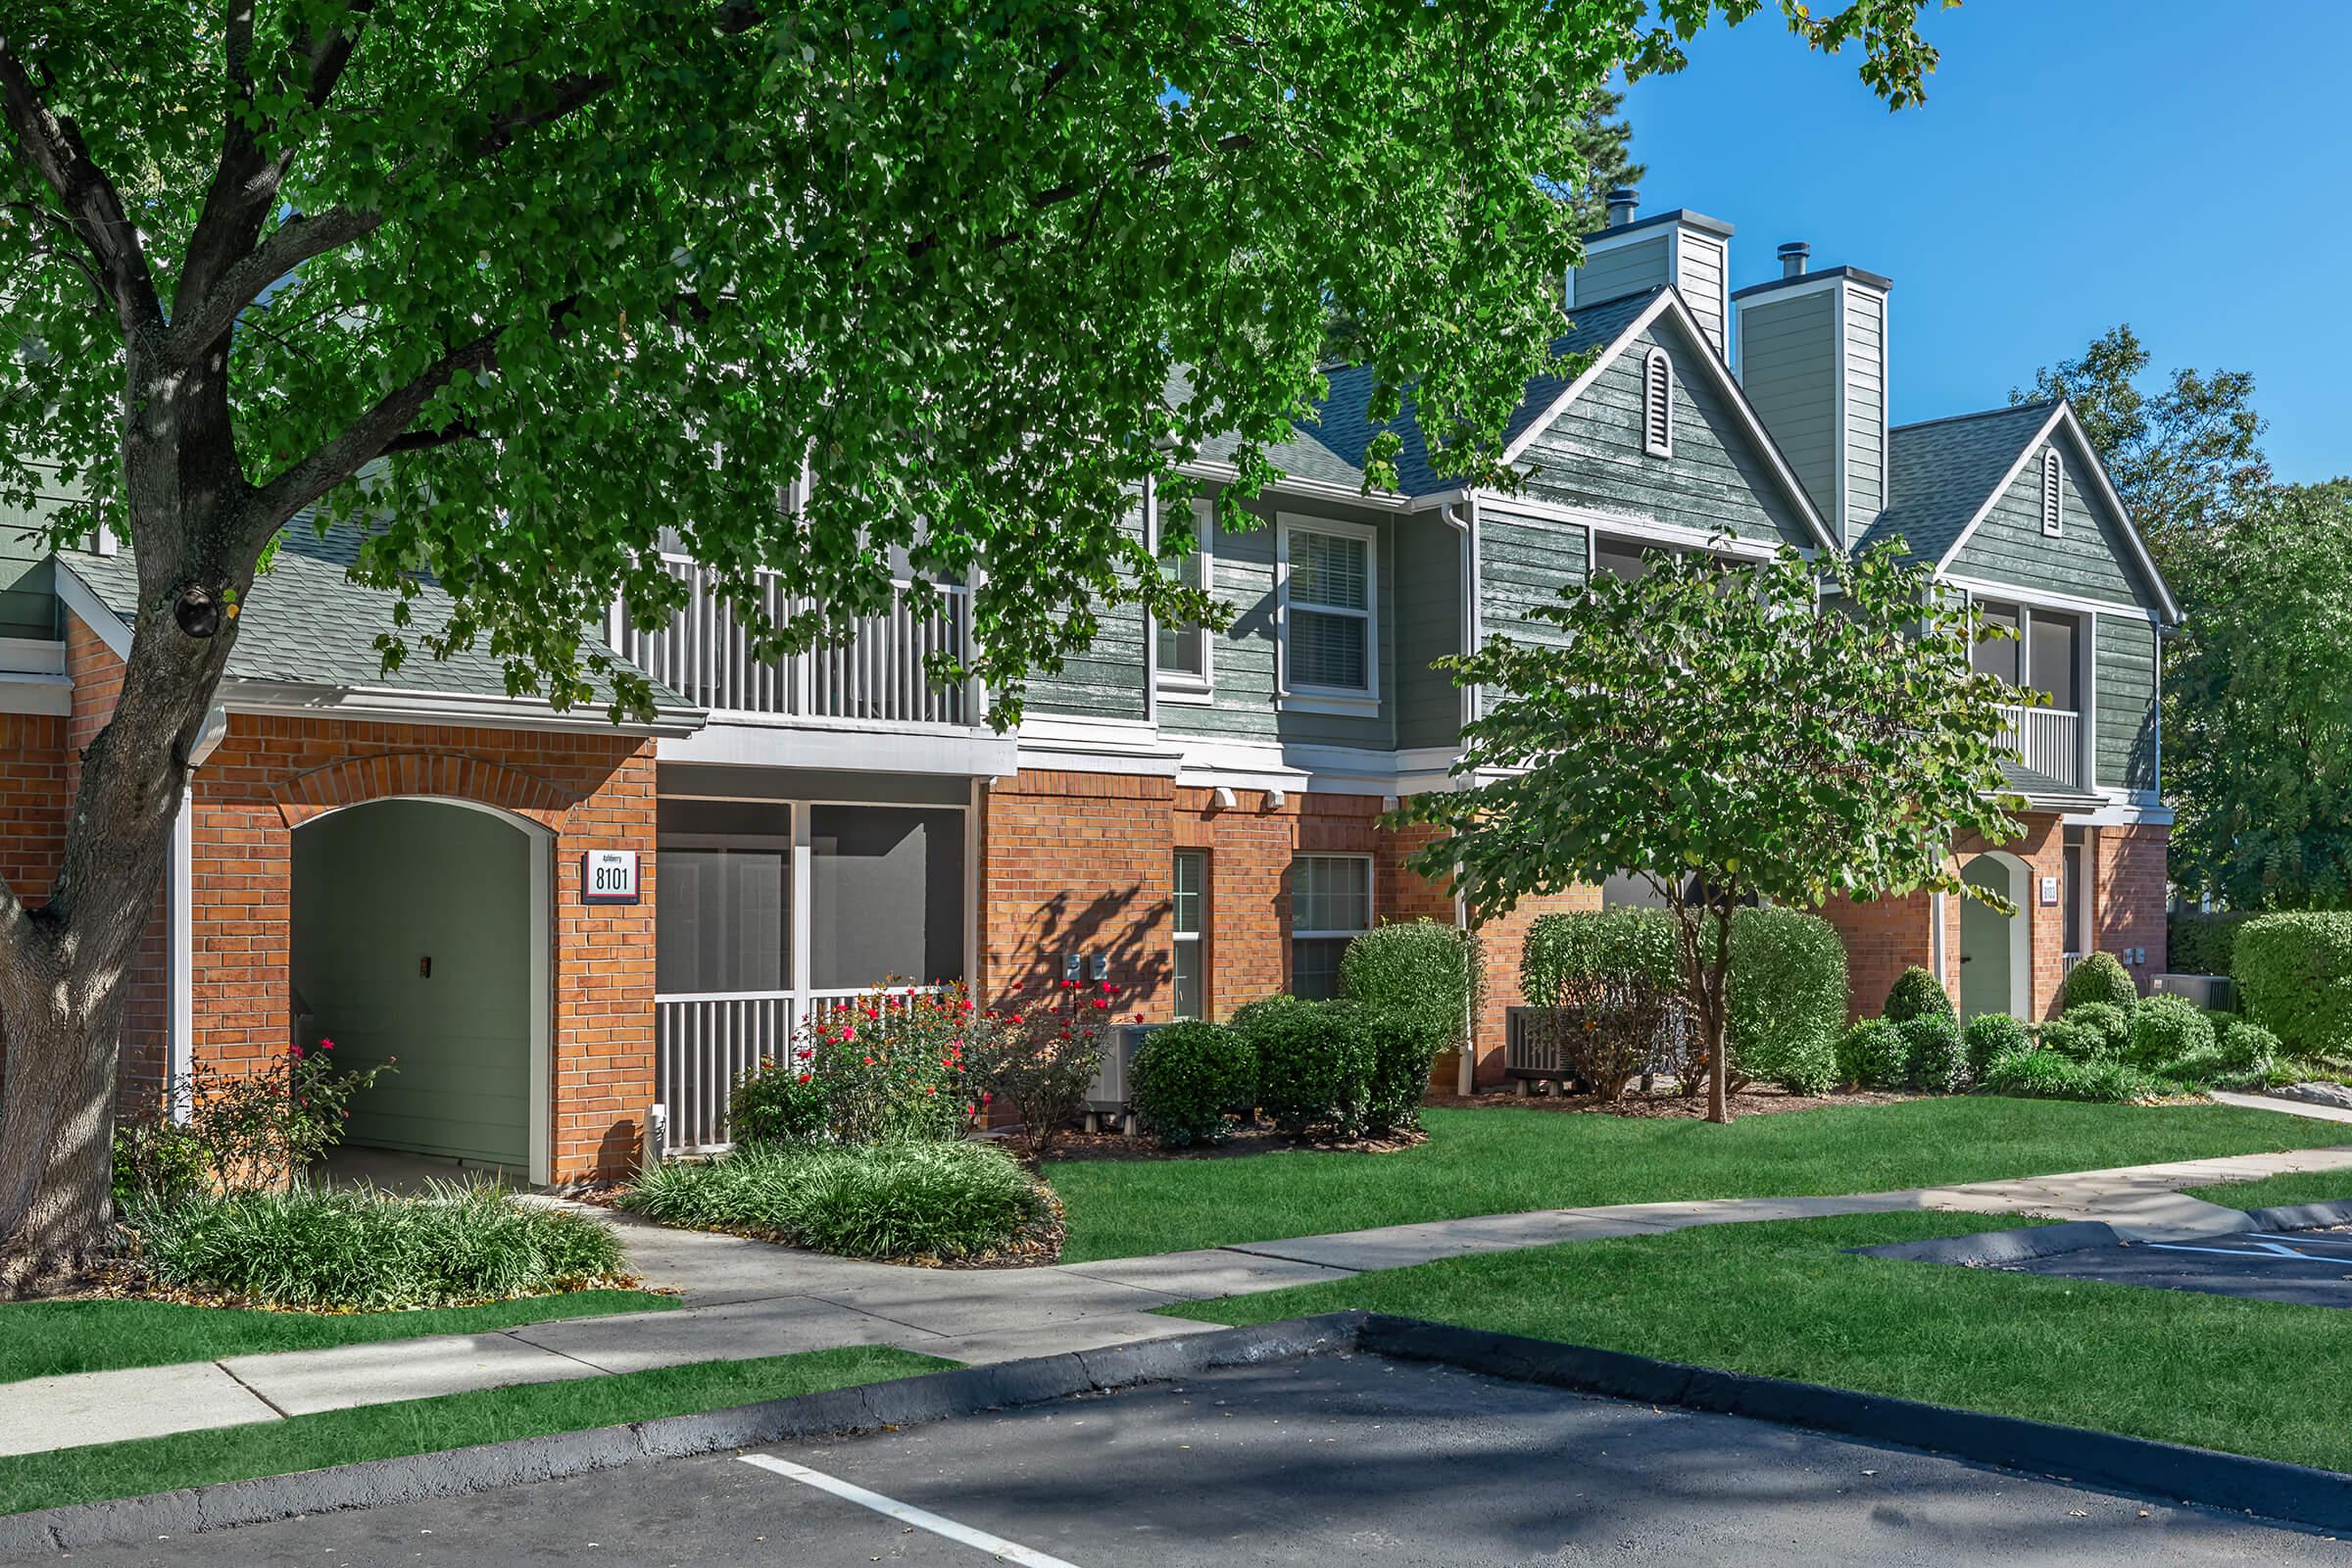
[1470,493,1788,560]
[665,715,1018,775]
[1930,403,2069,573]
[1173,737,1464,797]
[0,637,65,674]
[1176,460,1412,512]
[50,561,133,660]
[0,671,71,714]
[1940,573,2162,624]
[2063,791,2177,829]
[1016,710,1183,778]
[223,680,704,738]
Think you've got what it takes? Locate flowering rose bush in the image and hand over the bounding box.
[113,1038,397,1201]
[960,980,1115,1162]
[730,981,974,1147]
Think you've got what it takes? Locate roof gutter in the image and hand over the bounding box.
[220,679,708,738]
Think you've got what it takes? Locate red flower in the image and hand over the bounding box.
[318,1038,336,1053]
[1132,1013,1145,1023]
[1091,998,1108,1009]
[288,1043,305,1059]
[862,1056,875,1067]
[798,1072,812,1084]
[1099,980,1113,994]
[981,1092,993,1103]
[1059,978,1075,990]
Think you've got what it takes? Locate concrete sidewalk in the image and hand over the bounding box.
[11,1138,2352,1461]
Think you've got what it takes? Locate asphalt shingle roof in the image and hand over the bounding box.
[61,518,690,714]
[1173,287,1667,501]
[1854,401,2058,563]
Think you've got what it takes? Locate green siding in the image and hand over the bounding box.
[1732,290,1838,530]
[1946,440,2152,611]
[291,801,533,1169]
[1025,507,1152,721]
[1518,321,1815,547]
[2096,613,2159,793]
[1153,495,1397,750]
[1394,514,1464,752]
[1477,507,1586,650]
[0,463,74,641]
[1571,234,1670,310]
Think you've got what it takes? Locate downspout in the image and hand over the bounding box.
[169,704,230,1120]
[1439,500,1479,1097]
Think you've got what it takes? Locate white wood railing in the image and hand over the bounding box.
[613,557,979,726]
[654,984,952,1153]
[1996,704,2083,789]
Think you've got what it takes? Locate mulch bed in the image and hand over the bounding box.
[1424,1085,1920,1119]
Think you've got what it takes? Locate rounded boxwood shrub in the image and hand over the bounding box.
[622,1140,1054,1262]
[1232,995,1374,1139]
[1836,1017,1908,1090]
[2127,994,2216,1071]
[1882,965,1955,1029]
[130,1180,629,1311]
[2059,1001,2132,1057]
[1727,906,1847,1095]
[1130,1020,1257,1149]
[1963,1013,2032,1080]
[1898,1016,1968,1093]
[2236,912,2352,1056]
[2219,1018,2281,1076]
[1351,1004,1449,1136]
[2060,951,2140,1012]
[2036,1016,2114,1063]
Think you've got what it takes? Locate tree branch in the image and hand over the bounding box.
[0,45,165,335]
[170,205,381,363]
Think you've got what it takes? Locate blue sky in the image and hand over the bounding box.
[1618,1,2350,482]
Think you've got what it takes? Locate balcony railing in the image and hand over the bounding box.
[613,556,979,726]
[655,984,951,1152]
[1996,704,2083,790]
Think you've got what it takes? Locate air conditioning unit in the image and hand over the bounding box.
[1086,1022,1163,1133]
[2153,973,2235,1011]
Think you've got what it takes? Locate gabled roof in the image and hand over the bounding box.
[1855,402,2060,564]
[1857,399,2181,624]
[57,518,699,729]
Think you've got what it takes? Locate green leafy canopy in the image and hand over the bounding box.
[1400,540,2028,921]
[0,1,1942,721]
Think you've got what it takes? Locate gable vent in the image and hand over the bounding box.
[2040,448,2064,537]
[1642,348,1673,458]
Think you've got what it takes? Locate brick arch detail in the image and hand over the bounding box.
[272,752,580,831]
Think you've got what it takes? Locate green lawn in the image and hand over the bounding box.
[0,1290,674,1384]
[0,1346,951,1518]
[1164,1210,2352,1473]
[2182,1168,2352,1212]
[1048,1099,2352,1261]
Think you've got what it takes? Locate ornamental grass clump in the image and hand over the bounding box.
[125,1179,628,1311]
[622,1141,1055,1264]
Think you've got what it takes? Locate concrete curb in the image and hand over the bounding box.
[0,1314,1365,1556]
[1354,1313,2352,1537]
[2242,1199,2352,1233]
[1846,1219,2121,1267]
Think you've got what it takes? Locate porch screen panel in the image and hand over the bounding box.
[810,806,965,989]
[657,800,789,993]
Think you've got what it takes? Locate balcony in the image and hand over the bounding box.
[613,555,981,728]
[1996,703,2083,790]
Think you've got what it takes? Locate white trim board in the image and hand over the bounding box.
[51,562,133,660]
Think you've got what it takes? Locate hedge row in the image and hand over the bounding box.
[2236,912,2352,1057]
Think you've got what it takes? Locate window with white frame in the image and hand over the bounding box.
[1281,518,1376,698]
[1155,500,1214,690]
[1641,347,1674,459]
[1289,854,1372,1001]
[1172,850,1207,1019]
[2040,448,2064,537]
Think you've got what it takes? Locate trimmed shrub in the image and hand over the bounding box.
[2128,994,2217,1070]
[1727,906,1848,1095]
[1836,1017,1908,1090]
[2060,952,2140,1012]
[1980,1050,2167,1103]
[2218,1018,2281,1076]
[1340,919,1484,1049]
[1521,908,1679,1000]
[2169,909,2251,982]
[623,1140,1054,1262]
[2037,1016,2116,1063]
[1353,1004,1449,1136]
[2236,912,2352,1056]
[1882,965,1955,1029]
[1963,1013,2032,1081]
[1131,1020,1257,1149]
[128,1180,628,1311]
[1898,1016,1969,1093]
[1232,995,1374,1139]
[1543,967,1676,1102]
[2060,1001,2133,1057]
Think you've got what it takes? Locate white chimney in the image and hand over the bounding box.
[1567,190,1735,358]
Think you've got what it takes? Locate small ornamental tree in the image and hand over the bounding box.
[1400,542,2025,1123]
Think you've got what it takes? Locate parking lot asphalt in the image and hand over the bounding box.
[1999,1225,2352,1307]
[56,1353,2340,1566]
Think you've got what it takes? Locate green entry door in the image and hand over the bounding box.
[1959,856,2016,1021]
[292,801,535,1169]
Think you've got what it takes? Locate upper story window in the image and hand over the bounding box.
[1155,499,1214,694]
[2040,448,2064,537]
[1279,515,1378,700]
[1641,347,1674,459]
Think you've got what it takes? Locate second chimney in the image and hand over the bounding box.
[1567,193,1737,357]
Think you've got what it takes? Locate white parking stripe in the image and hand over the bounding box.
[738,1452,1087,1566]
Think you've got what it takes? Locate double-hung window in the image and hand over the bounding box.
[1172,850,1207,1018]
[1280,517,1377,702]
[1155,500,1214,696]
[1289,855,1372,1001]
